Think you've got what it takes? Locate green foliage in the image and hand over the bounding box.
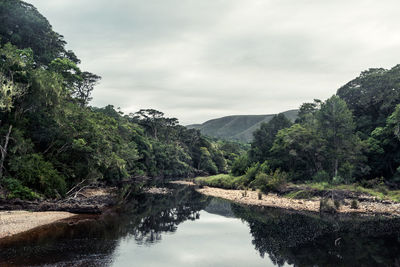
[195,174,244,189]
[265,169,287,192]
[244,162,261,184]
[337,66,400,136]
[249,172,269,191]
[231,154,250,176]
[9,153,66,198]
[0,0,78,65]
[250,113,292,163]
[312,171,330,183]
[2,177,40,200]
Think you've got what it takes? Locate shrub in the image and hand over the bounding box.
[339,162,355,184]
[350,199,359,209]
[259,161,270,174]
[249,172,268,191]
[359,177,384,188]
[195,174,243,189]
[332,175,344,185]
[257,190,262,200]
[231,154,250,176]
[9,153,66,198]
[266,169,287,192]
[243,162,260,184]
[312,170,330,183]
[2,177,40,200]
[320,198,337,213]
[334,199,342,210]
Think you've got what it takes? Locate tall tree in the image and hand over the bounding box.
[250,113,292,163]
[316,95,359,179]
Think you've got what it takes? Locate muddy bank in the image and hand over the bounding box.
[171,181,400,217]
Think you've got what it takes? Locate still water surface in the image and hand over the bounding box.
[0,185,399,266]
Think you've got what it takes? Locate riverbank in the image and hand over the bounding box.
[0,187,118,241]
[0,187,117,214]
[171,181,400,217]
[0,211,76,239]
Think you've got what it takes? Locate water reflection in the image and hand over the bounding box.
[0,185,399,267]
[232,204,400,266]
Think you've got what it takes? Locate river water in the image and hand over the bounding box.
[0,184,399,266]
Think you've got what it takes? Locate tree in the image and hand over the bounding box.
[316,95,360,179]
[270,124,324,180]
[132,109,178,140]
[337,66,400,136]
[0,0,79,65]
[250,113,292,163]
[0,45,29,179]
[74,72,101,106]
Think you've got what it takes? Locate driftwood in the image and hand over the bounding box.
[66,179,87,196]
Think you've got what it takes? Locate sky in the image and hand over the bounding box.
[28,0,400,125]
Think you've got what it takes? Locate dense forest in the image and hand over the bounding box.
[0,0,244,199]
[211,67,400,191]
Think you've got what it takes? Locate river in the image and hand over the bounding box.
[0,184,399,266]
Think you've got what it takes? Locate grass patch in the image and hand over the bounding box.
[284,190,314,199]
[306,182,400,203]
[195,174,246,189]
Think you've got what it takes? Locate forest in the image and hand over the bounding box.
[0,0,244,200]
[1,0,399,201]
[198,68,400,198]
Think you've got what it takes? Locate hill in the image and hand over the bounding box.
[187,110,298,143]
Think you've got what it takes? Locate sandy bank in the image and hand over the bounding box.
[0,211,76,239]
[171,181,400,217]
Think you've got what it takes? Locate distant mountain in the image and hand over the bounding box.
[187,109,298,143]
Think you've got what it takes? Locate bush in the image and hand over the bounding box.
[257,190,262,200]
[332,175,344,185]
[2,177,40,200]
[196,174,243,189]
[243,162,260,184]
[259,161,270,174]
[266,169,287,192]
[231,154,250,176]
[320,198,337,213]
[9,153,66,198]
[359,177,384,188]
[339,162,355,184]
[350,199,359,209]
[334,199,342,210]
[312,170,330,183]
[249,172,269,191]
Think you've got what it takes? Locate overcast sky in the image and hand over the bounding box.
[28,0,400,124]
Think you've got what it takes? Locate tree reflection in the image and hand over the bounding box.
[232,204,400,267]
[0,185,209,265]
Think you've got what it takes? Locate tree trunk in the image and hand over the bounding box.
[334,158,338,178]
[0,125,13,179]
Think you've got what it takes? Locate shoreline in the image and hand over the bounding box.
[171,181,400,217]
[0,187,117,241]
[0,211,76,239]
